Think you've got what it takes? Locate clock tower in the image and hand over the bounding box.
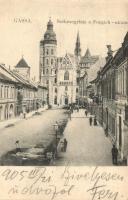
[39,19,57,105]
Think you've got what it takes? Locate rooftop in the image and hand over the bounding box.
[15,57,30,68]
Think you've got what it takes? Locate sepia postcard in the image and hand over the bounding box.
[0,0,128,199]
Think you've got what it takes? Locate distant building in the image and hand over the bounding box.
[39,19,104,107]
[0,58,48,121]
[57,53,77,106]
[14,57,30,78]
[39,19,78,107]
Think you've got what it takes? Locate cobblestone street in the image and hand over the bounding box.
[56,109,113,166]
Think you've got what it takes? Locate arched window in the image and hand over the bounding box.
[46,49,49,55]
[46,59,49,65]
[43,68,45,75]
[51,49,54,55]
[55,88,57,93]
[51,59,53,65]
[64,71,69,80]
[54,78,57,83]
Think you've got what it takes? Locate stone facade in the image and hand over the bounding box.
[39,19,78,107]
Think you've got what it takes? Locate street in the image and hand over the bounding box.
[0,109,68,164]
[57,109,113,166]
[0,108,113,166]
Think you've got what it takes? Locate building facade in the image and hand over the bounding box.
[39,19,78,107]
[0,64,17,121]
[0,58,48,121]
[91,32,128,163]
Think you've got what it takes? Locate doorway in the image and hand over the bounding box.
[65,97,68,105]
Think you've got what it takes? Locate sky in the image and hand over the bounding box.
[0,0,127,80]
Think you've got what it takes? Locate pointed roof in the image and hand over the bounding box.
[84,48,91,57]
[15,57,30,68]
[124,31,128,42]
[74,31,81,57]
[76,31,80,44]
[80,49,99,65]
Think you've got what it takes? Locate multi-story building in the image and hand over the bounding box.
[91,32,128,163]
[13,57,48,114]
[0,64,18,121]
[0,58,48,121]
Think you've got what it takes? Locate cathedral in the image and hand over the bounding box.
[39,19,102,106]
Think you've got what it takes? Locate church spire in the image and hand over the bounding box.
[74,31,81,58]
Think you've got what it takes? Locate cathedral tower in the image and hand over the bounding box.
[74,31,81,59]
[39,19,57,105]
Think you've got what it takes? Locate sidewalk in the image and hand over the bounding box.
[56,109,113,166]
[0,105,48,130]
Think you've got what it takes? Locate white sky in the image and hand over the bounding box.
[0,0,127,80]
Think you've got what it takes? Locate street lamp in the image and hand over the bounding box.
[53,121,59,157]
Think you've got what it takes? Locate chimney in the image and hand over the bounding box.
[106,45,113,62]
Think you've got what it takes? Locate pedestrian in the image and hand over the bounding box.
[89,116,92,126]
[68,110,71,120]
[15,140,21,152]
[94,116,97,126]
[111,145,118,165]
[23,112,26,119]
[85,110,88,116]
[64,138,68,152]
[60,141,64,152]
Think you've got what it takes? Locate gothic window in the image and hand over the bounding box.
[43,68,45,75]
[76,88,78,93]
[51,49,54,55]
[65,86,68,91]
[55,88,57,93]
[64,71,69,80]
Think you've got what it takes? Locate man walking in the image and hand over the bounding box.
[85,110,88,116]
[111,145,118,165]
[89,116,92,126]
[64,138,68,152]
